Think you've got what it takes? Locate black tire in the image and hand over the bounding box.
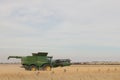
[42,64,51,71]
[23,65,30,70]
[58,65,63,67]
[30,65,37,71]
[24,66,30,70]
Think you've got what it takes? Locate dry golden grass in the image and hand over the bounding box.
[0,64,120,80]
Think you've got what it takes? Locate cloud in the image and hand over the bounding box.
[0,0,120,61]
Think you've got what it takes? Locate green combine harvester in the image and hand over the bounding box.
[8,52,71,71]
[8,52,53,71]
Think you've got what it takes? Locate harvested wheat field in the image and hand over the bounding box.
[0,64,120,80]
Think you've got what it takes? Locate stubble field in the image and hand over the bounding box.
[0,64,120,80]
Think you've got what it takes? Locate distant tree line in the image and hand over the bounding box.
[72,61,120,65]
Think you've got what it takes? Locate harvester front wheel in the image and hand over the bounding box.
[43,64,51,71]
[30,65,37,71]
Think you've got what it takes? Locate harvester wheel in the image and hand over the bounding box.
[30,65,37,71]
[58,65,63,67]
[43,64,51,71]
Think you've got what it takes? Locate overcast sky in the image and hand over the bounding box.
[0,0,120,62]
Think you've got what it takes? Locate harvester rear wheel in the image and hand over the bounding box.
[43,64,51,71]
[30,65,37,71]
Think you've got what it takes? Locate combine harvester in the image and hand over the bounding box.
[8,52,71,71]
